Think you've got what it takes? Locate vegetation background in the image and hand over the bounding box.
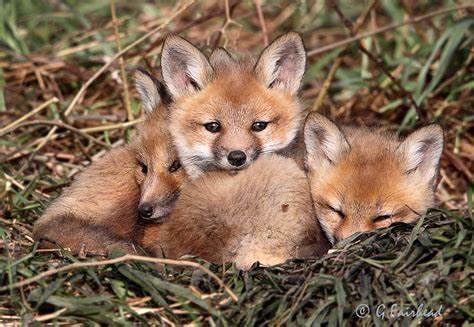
[0,0,472,324]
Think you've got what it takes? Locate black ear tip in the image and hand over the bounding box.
[135,67,153,79]
[134,67,173,105]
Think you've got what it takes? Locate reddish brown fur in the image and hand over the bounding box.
[162,34,306,178]
[170,59,304,176]
[33,108,187,255]
[137,155,330,270]
[305,113,443,243]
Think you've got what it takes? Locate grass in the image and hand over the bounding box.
[0,0,473,324]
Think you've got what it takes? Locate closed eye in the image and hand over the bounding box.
[372,214,392,223]
[327,204,345,220]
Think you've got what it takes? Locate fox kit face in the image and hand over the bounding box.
[160,33,306,178]
[304,113,444,243]
[133,70,187,221]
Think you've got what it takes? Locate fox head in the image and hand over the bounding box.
[304,113,444,244]
[132,69,187,221]
[160,32,306,178]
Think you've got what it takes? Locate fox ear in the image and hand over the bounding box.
[134,69,171,114]
[254,32,306,95]
[304,113,350,171]
[161,35,213,99]
[209,47,234,69]
[397,124,444,187]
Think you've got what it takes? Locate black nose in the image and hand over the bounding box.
[227,150,247,167]
[138,203,153,219]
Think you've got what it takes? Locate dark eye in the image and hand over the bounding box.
[168,160,182,173]
[251,121,268,132]
[372,214,392,223]
[139,162,148,175]
[328,205,345,220]
[204,122,221,133]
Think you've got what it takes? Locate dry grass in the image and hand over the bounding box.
[0,0,472,324]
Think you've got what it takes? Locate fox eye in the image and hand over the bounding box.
[168,160,182,173]
[204,122,221,133]
[328,205,345,220]
[139,162,148,175]
[251,121,268,132]
[372,214,392,224]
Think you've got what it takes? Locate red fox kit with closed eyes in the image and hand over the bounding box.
[161,32,307,178]
[304,112,444,244]
[33,70,187,255]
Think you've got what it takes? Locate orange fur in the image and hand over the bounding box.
[162,33,307,178]
[304,113,444,243]
[33,107,187,255]
[137,155,330,270]
[170,63,304,174]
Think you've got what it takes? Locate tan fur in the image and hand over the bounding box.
[33,108,187,255]
[305,113,443,243]
[138,155,330,270]
[162,33,306,178]
[170,62,304,175]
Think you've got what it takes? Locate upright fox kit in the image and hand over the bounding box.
[304,113,444,243]
[138,155,330,270]
[33,70,186,255]
[161,32,307,178]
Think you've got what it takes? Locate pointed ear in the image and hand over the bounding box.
[397,124,444,186]
[134,68,171,114]
[254,32,306,95]
[161,35,213,99]
[209,47,234,69]
[304,113,350,171]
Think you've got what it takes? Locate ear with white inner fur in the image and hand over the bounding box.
[254,32,306,95]
[209,47,234,70]
[134,69,171,114]
[397,124,444,187]
[304,113,350,171]
[161,35,213,99]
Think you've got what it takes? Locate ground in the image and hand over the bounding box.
[0,0,472,325]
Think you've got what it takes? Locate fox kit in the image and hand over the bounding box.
[304,112,444,243]
[160,32,307,178]
[33,70,186,255]
[138,155,330,270]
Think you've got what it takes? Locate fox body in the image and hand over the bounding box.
[135,112,443,268]
[161,33,307,178]
[304,113,444,243]
[33,71,186,255]
[138,155,330,270]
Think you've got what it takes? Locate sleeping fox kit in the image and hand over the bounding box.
[33,70,187,255]
[33,31,444,269]
[304,113,444,244]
